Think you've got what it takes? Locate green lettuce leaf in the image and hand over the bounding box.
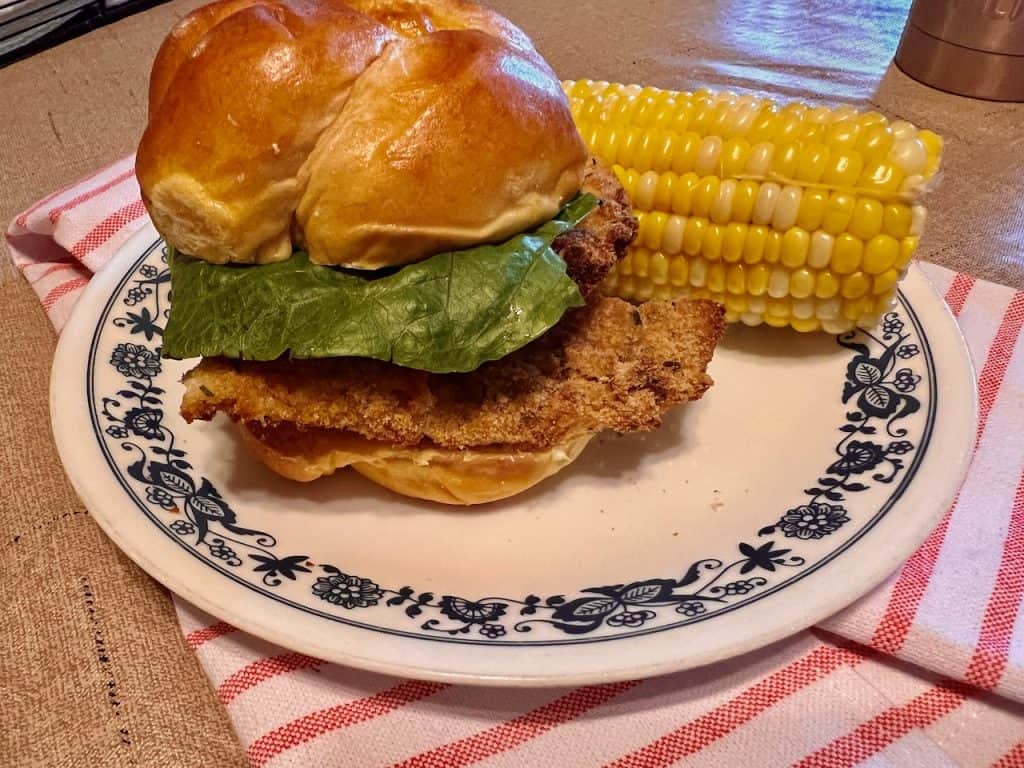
[162,194,597,373]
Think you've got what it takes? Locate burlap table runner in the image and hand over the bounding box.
[2,1,1022,766]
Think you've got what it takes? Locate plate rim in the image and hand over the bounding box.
[50,222,979,686]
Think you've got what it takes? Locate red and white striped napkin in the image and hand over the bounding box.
[8,159,1024,768]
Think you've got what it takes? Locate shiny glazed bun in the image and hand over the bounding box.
[239,422,593,505]
[136,0,587,268]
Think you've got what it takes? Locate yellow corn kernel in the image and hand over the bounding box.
[796,144,830,183]
[856,123,894,163]
[822,151,863,188]
[711,179,737,224]
[721,137,751,177]
[859,160,905,197]
[726,264,746,294]
[826,120,860,151]
[816,270,840,298]
[841,271,871,299]
[823,192,856,235]
[831,234,864,274]
[796,188,829,231]
[882,203,913,238]
[748,263,771,295]
[634,278,655,302]
[732,180,759,223]
[692,176,720,219]
[790,268,815,299]
[683,217,706,255]
[671,172,700,215]
[791,317,822,333]
[668,253,689,286]
[652,171,676,211]
[764,314,791,328]
[849,198,884,240]
[691,287,712,299]
[722,223,747,262]
[724,294,748,313]
[638,212,665,250]
[770,143,801,180]
[863,234,899,274]
[919,129,943,175]
[767,297,791,318]
[650,251,670,285]
[707,262,727,292]
[703,224,724,261]
[770,296,790,317]
[763,230,783,264]
[781,228,810,268]
[743,225,769,264]
[843,296,874,321]
[747,295,767,314]
[745,141,774,176]
[897,236,919,268]
[873,268,900,295]
[632,247,650,277]
[776,110,803,142]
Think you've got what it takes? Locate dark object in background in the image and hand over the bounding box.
[0,0,170,68]
[896,0,1024,102]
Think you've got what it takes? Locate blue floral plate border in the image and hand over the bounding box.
[51,224,978,685]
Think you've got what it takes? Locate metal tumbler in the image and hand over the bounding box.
[895,0,1024,101]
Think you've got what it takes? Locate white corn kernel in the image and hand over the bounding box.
[752,183,781,225]
[808,231,834,268]
[768,267,790,298]
[772,186,802,231]
[910,205,927,236]
[816,297,841,320]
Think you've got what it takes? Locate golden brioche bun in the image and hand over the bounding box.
[136,0,587,268]
[238,422,593,505]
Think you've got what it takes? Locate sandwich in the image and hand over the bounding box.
[136,0,726,505]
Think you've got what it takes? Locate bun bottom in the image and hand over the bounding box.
[238,422,593,505]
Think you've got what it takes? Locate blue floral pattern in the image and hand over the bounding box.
[90,244,933,642]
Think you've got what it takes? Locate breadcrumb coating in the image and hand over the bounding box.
[181,297,724,450]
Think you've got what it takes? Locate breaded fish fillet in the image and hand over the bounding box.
[181,297,724,450]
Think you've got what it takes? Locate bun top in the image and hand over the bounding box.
[136,0,587,268]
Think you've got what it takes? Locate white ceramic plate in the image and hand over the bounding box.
[51,224,976,686]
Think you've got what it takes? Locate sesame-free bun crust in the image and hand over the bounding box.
[239,422,593,505]
[136,0,587,268]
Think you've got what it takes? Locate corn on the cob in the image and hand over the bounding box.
[564,80,943,333]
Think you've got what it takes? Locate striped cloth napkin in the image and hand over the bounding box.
[7,157,1024,768]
